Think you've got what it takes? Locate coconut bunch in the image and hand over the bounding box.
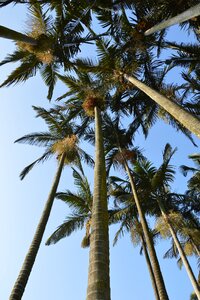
[17,34,54,64]
[82,92,105,116]
[114,149,138,166]
[81,218,92,248]
[52,135,79,164]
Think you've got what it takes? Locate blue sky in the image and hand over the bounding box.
[0,4,199,300]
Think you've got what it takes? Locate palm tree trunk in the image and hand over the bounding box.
[121,156,169,300]
[0,25,37,45]
[156,197,200,300]
[9,152,66,300]
[86,106,110,300]
[140,233,160,300]
[145,4,200,35]
[123,73,200,139]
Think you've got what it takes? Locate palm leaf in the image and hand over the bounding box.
[0,50,28,67]
[14,132,58,147]
[40,64,59,100]
[45,214,87,245]
[0,56,41,87]
[19,150,53,180]
[56,191,91,215]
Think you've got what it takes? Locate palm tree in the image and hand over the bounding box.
[9,105,92,300]
[0,2,106,99]
[54,72,111,300]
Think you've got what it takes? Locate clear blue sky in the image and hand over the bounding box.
[0,5,199,300]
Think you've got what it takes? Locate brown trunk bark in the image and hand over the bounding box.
[9,153,66,300]
[123,73,200,139]
[140,233,160,300]
[121,155,169,300]
[86,106,110,300]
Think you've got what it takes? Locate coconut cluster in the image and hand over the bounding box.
[82,93,104,116]
[81,218,91,248]
[52,135,78,164]
[17,34,54,64]
[115,149,137,165]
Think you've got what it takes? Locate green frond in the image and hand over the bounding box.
[19,150,53,180]
[163,238,179,259]
[72,168,92,203]
[0,56,41,87]
[27,2,53,35]
[56,190,91,215]
[45,214,87,245]
[0,50,28,67]
[78,148,94,167]
[109,207,131,225]
[14,132,58,147]
[32,106,65,135]
[40,63,59,100]
[113,219,130,246]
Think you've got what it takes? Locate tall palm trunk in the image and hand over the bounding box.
[140,232,160,300]
[121,154,169,300]
[156,197,200,300]
[86,106,110,300]
[123,73,200,139]
[145,4,200,35]
[0,25,37,45]
[9,152,66,300]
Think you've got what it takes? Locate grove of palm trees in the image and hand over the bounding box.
[0,1,199,300]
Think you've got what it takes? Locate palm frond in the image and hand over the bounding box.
[0,56,41,87]
[19,150,53,180]
[45,214,86,245]
[56,191,91,215]
[14,132,58,147]
[40,63,59,100]
[0,50,28,67]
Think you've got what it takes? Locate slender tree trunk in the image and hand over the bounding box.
[86,106,110,300]
[145,4,200,35]
[156,197,200,300]
[9,153,66,300]
[123,73,200,139]
[121,156,169,300]
[140,233,160,300]
[0,25,37,45]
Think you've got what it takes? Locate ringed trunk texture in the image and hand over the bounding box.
[140,233,160,300]
[9,153,66,300]
[0,25,37,45]
[123,74,200,139]
[122,156,169,300]
[86,106,110,300]
[157,198,200,300]
[145,4,200,35]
